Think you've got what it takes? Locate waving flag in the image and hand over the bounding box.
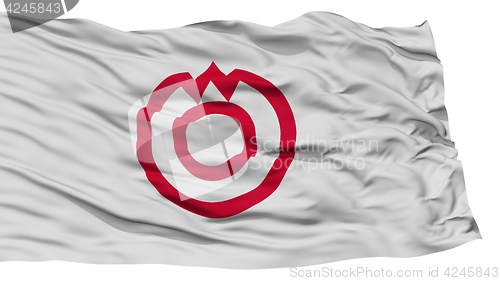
[0,11,480,268]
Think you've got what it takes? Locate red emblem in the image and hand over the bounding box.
[136,62,296,218]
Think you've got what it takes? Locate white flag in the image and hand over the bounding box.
[0,11,480,268]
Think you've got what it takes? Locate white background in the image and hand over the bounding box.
[1,0,499,280]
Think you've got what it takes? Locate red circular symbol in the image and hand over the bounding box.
[172,101,257,181]
[135,62,296,218]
